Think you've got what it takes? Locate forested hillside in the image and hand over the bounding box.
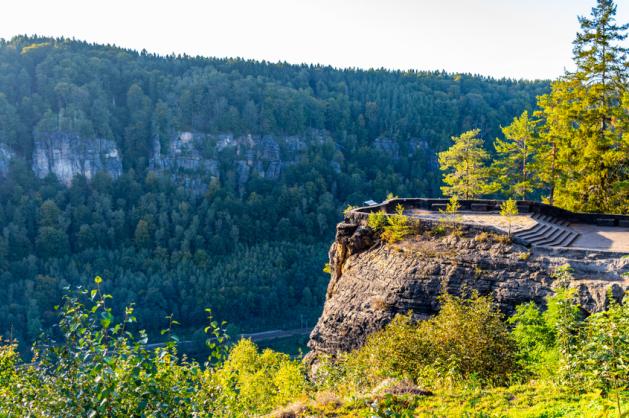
[0,36,548,345]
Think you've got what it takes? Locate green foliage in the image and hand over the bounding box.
[0,35,547,346]
[1,279,626,417]
[367,210,388,231]
[492,111,539,199]
[0,279,306,417]
[438,129,495,199]
[332,292,517,390]
[509,287,628,417]
[211,339,309,416]
[367,204,415,244]
[499,198,519,237]
[571,295,628,415]
[508,301,559,378]
[530,0,628,213]
[380,204,414,244]
[1,278,205,416]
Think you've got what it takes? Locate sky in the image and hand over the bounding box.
[0,0,627,80]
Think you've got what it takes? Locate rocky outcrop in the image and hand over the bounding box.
[32,132,122,185]
[150,130,329,193]
[308,221,628,357]
[374,137,400,160]
[149,132,220,193]
[0,143,14,176]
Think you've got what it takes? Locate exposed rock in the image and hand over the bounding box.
[374,137,400,160]
[32,132,122,185]
[0,143,15,176]
[150,132,220,178]
[149,130,329,192]
[408,138,429,156]
[307,222,629,358]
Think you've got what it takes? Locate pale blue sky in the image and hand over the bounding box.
[0,0,627,80]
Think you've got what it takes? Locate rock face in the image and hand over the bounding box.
[307,221,629,357]
[0,143,14,176]
[32,132,122,185]
[149,130,327,193]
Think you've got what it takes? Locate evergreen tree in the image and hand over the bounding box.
[438,129,493,199]
[536,0,628,213]
[492,111,538,200]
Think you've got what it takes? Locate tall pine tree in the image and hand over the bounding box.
[492,111,538,200]
[536,0,628,213]
[438,129,493,199]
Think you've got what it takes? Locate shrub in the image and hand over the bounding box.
[380,204,413,244]
[509,288,582,382]
[335,292,517,391]
[0,277,208,417]
[368,205,414,244]
[212,339,309,416]
[571,296,628,415]
[509,289,627,417]
[367,210,388,231]
[0,277,308,417]
[499,198,519,237]
[508,301,558,378]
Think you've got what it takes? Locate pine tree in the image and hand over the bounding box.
[438,129,493,199]
[492,111,538,199]
[536,0,628,213]
[499,198,519,237]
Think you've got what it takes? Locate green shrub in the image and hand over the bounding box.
[367,205,414,244]
[508,301,559,378]
[334,292,517,391]
[381,204,413,244]
[367,210,388,231]
[0,277,308,417]
[499,198,518,237]
[212,339,309,416]
[571,296,628,415]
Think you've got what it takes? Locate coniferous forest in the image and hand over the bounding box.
[0,35,548,345]
[0,0,628,416]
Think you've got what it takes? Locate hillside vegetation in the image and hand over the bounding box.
[0,35,546,346]
[1,279,626,417]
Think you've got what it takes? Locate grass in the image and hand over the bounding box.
[288,381,627,417]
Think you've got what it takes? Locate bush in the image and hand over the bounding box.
[367,205,414,244]
[0,277,307,417]
[212,339,309,416]
[333,292,517,391]
[380,205,414,244]
[367,210,388,231]
[571,296,628,413]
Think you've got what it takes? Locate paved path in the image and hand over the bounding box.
[405,209,629,252]
[406,209,535,233]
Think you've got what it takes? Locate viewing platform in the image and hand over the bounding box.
[348,198,629,253]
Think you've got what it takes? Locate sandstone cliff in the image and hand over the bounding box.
[32,132,122,184]
[307,220,628,357]
[0,143,14,176]
[149,129,329,193]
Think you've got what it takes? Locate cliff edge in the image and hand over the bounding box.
[307,200,629,358]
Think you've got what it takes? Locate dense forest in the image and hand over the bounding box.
[0,0,627,416]
[0,35,548,346]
